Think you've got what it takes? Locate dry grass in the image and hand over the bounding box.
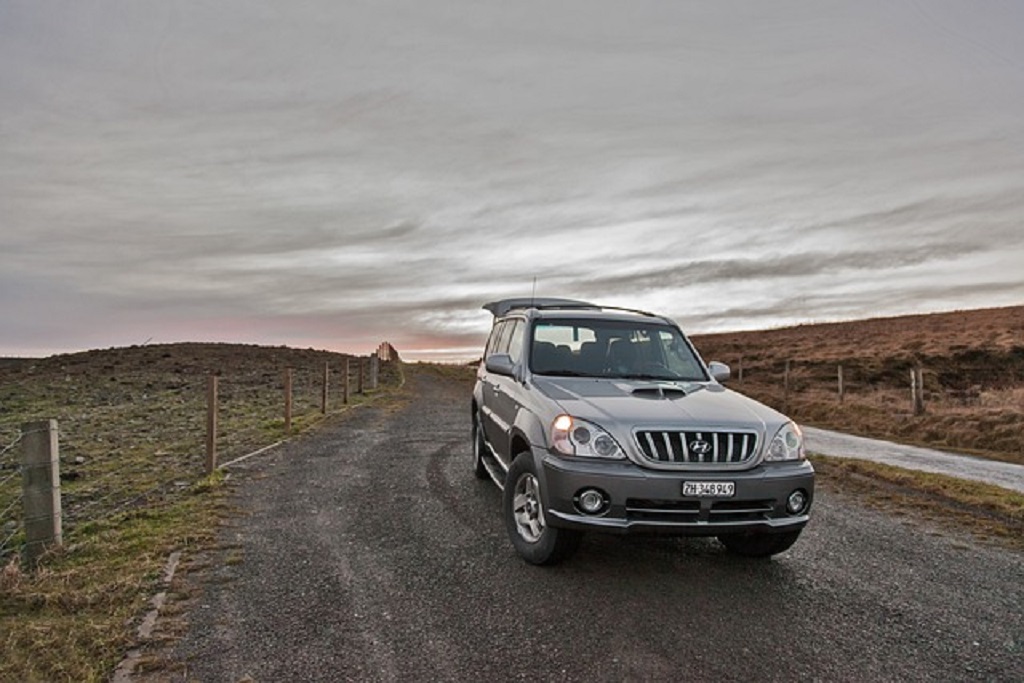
[0,479,227,681]
[693,305,1024,464]
[812,455,1024,550]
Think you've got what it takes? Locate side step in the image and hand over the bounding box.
[480,439,510,491]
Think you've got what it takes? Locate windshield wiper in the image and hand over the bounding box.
[617,373,683,381]
[535,369,592,377]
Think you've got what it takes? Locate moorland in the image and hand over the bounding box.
[691,305,1024,465]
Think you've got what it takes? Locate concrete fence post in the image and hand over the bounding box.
[206,375,218,474]
[21,420,62,567]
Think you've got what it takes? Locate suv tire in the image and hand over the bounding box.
[503,453,582,565]
[717,529,802,558]
[471,411,489,481]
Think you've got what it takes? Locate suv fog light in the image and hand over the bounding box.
[575,488,608,515]
[787,489,808,514]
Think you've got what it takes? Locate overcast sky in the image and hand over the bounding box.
[2,1,1022,361]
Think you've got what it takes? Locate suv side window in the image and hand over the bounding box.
[506,320,525,364]
[484,321,507,358]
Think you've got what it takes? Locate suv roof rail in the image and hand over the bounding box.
[483,298,598,317]
[595,305,660,318]
[483,298,660,318]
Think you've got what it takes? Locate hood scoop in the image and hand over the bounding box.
[631,384,688,400]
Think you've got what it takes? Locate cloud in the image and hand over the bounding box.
[1,1,1023,359]
[573,240,989,295]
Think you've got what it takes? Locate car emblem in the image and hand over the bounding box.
[689,439,712,455]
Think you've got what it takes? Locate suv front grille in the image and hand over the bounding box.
[635,430,758,465]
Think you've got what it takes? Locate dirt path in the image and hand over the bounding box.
[144,366,1023,681]
[803,426,1024,493]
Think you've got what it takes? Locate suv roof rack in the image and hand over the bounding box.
[483,298,658,318]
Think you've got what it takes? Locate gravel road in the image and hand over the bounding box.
[803,426,1024,494]
[159,367,1023,682]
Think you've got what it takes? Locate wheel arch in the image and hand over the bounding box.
[510,432,531,460]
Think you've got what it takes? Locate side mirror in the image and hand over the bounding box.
[485,353,516,377]
[707,361,731,383]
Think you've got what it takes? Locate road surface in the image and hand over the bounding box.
[804,426,1024,494]
[152,367,1023,682]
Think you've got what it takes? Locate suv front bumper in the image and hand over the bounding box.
[540,452,814,535]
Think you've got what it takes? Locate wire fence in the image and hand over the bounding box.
[0,431,25,560]
[729,354,1024,410]
[0,431,22,462]
[718,351,1024,457]
[0,343,400,564]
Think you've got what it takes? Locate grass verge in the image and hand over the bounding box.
[810,454,1024,550]
[0,474,227,682]
[0,345,402,682]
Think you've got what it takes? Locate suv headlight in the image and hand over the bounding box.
[551,415,624,459]
[765,422,805,462]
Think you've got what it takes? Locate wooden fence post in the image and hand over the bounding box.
[737,356,744,384]
[284,368,294,432]
[783,360,791,411]
[911,366,925,415]
[370,353,379,390]
[206,375,218,474]
[342,358,350,405]
[837,364,844,404]
[321,362,329,415]
[21,419,62,567]
[357,357,365,395]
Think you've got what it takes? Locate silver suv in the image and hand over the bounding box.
[472,298,814,565]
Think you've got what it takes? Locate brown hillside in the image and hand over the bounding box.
[691,306,1024,464]
[694,305,1024,360]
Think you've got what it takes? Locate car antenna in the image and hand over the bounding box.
[531,276,537,308]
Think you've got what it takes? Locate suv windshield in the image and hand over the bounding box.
[530,318,708,381]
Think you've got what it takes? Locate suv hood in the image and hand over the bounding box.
[531,376,787,433]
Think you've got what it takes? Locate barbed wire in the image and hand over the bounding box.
[0,466,21,489]
[92,477,183,522]
[0,521,23,559]
[0,495,21,523]
[64,487,132,525]
[0,432,24,463]
[0,425,55,458]
[60,454,197,524]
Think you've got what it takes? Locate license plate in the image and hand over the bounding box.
[682,481,735,497]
